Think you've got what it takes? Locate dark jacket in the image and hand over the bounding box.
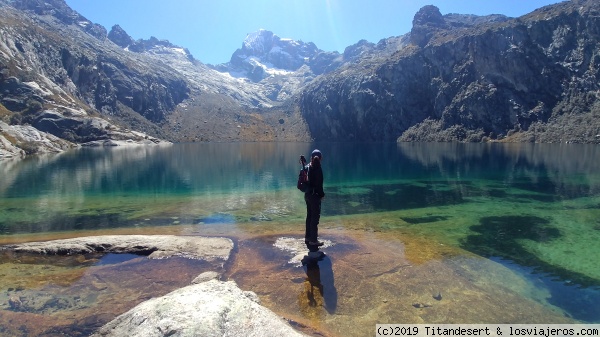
[306,164,325,198]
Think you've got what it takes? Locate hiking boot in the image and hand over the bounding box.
[308,241,325,247]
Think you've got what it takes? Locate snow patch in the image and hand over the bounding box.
[171,47,187,55]
[244,56,294,76]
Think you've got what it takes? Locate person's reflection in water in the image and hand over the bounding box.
[298,254,337,321]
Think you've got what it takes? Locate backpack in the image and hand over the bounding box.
[297,155,311,192]
[297,165,309,192]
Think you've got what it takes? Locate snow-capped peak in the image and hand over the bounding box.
[220,29,322,82]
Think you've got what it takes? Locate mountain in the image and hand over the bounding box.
[1,0,599,158]
[0,0,316,159]
[299,1,600,142]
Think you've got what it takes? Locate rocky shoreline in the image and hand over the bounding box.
[0,229,588,337]
[0,235,311,336]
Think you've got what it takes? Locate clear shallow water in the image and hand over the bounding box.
[1,142,600,335]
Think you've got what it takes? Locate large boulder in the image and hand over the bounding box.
[91,279,309,337]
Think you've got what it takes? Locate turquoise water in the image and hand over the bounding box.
[1,142,600,334]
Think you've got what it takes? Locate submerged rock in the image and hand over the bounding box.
[1,236,312,336]
[91,279,309,337]
[0,235,234,262]
[191,271,221,284]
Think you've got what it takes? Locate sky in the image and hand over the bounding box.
[64,0,565,65]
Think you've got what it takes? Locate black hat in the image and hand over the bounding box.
[311,149,322,159]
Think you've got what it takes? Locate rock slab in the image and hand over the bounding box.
[91,279,308,337]
[1,235,233,261]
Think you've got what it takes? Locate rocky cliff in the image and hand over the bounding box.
[299,0,600,143]
[1,0,191,126]
[1,0,599,159]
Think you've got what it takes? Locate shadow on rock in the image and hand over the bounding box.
[299,254,337,317]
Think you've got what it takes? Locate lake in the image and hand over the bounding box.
[1,142,599,336]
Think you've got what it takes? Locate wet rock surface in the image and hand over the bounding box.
[0,254,226,336]
[0,235,238,336]
[227,231,579,337]
[0,230,585,337]
[0,234,314,336]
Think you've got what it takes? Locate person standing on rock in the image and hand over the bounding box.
[305,149,325,247]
